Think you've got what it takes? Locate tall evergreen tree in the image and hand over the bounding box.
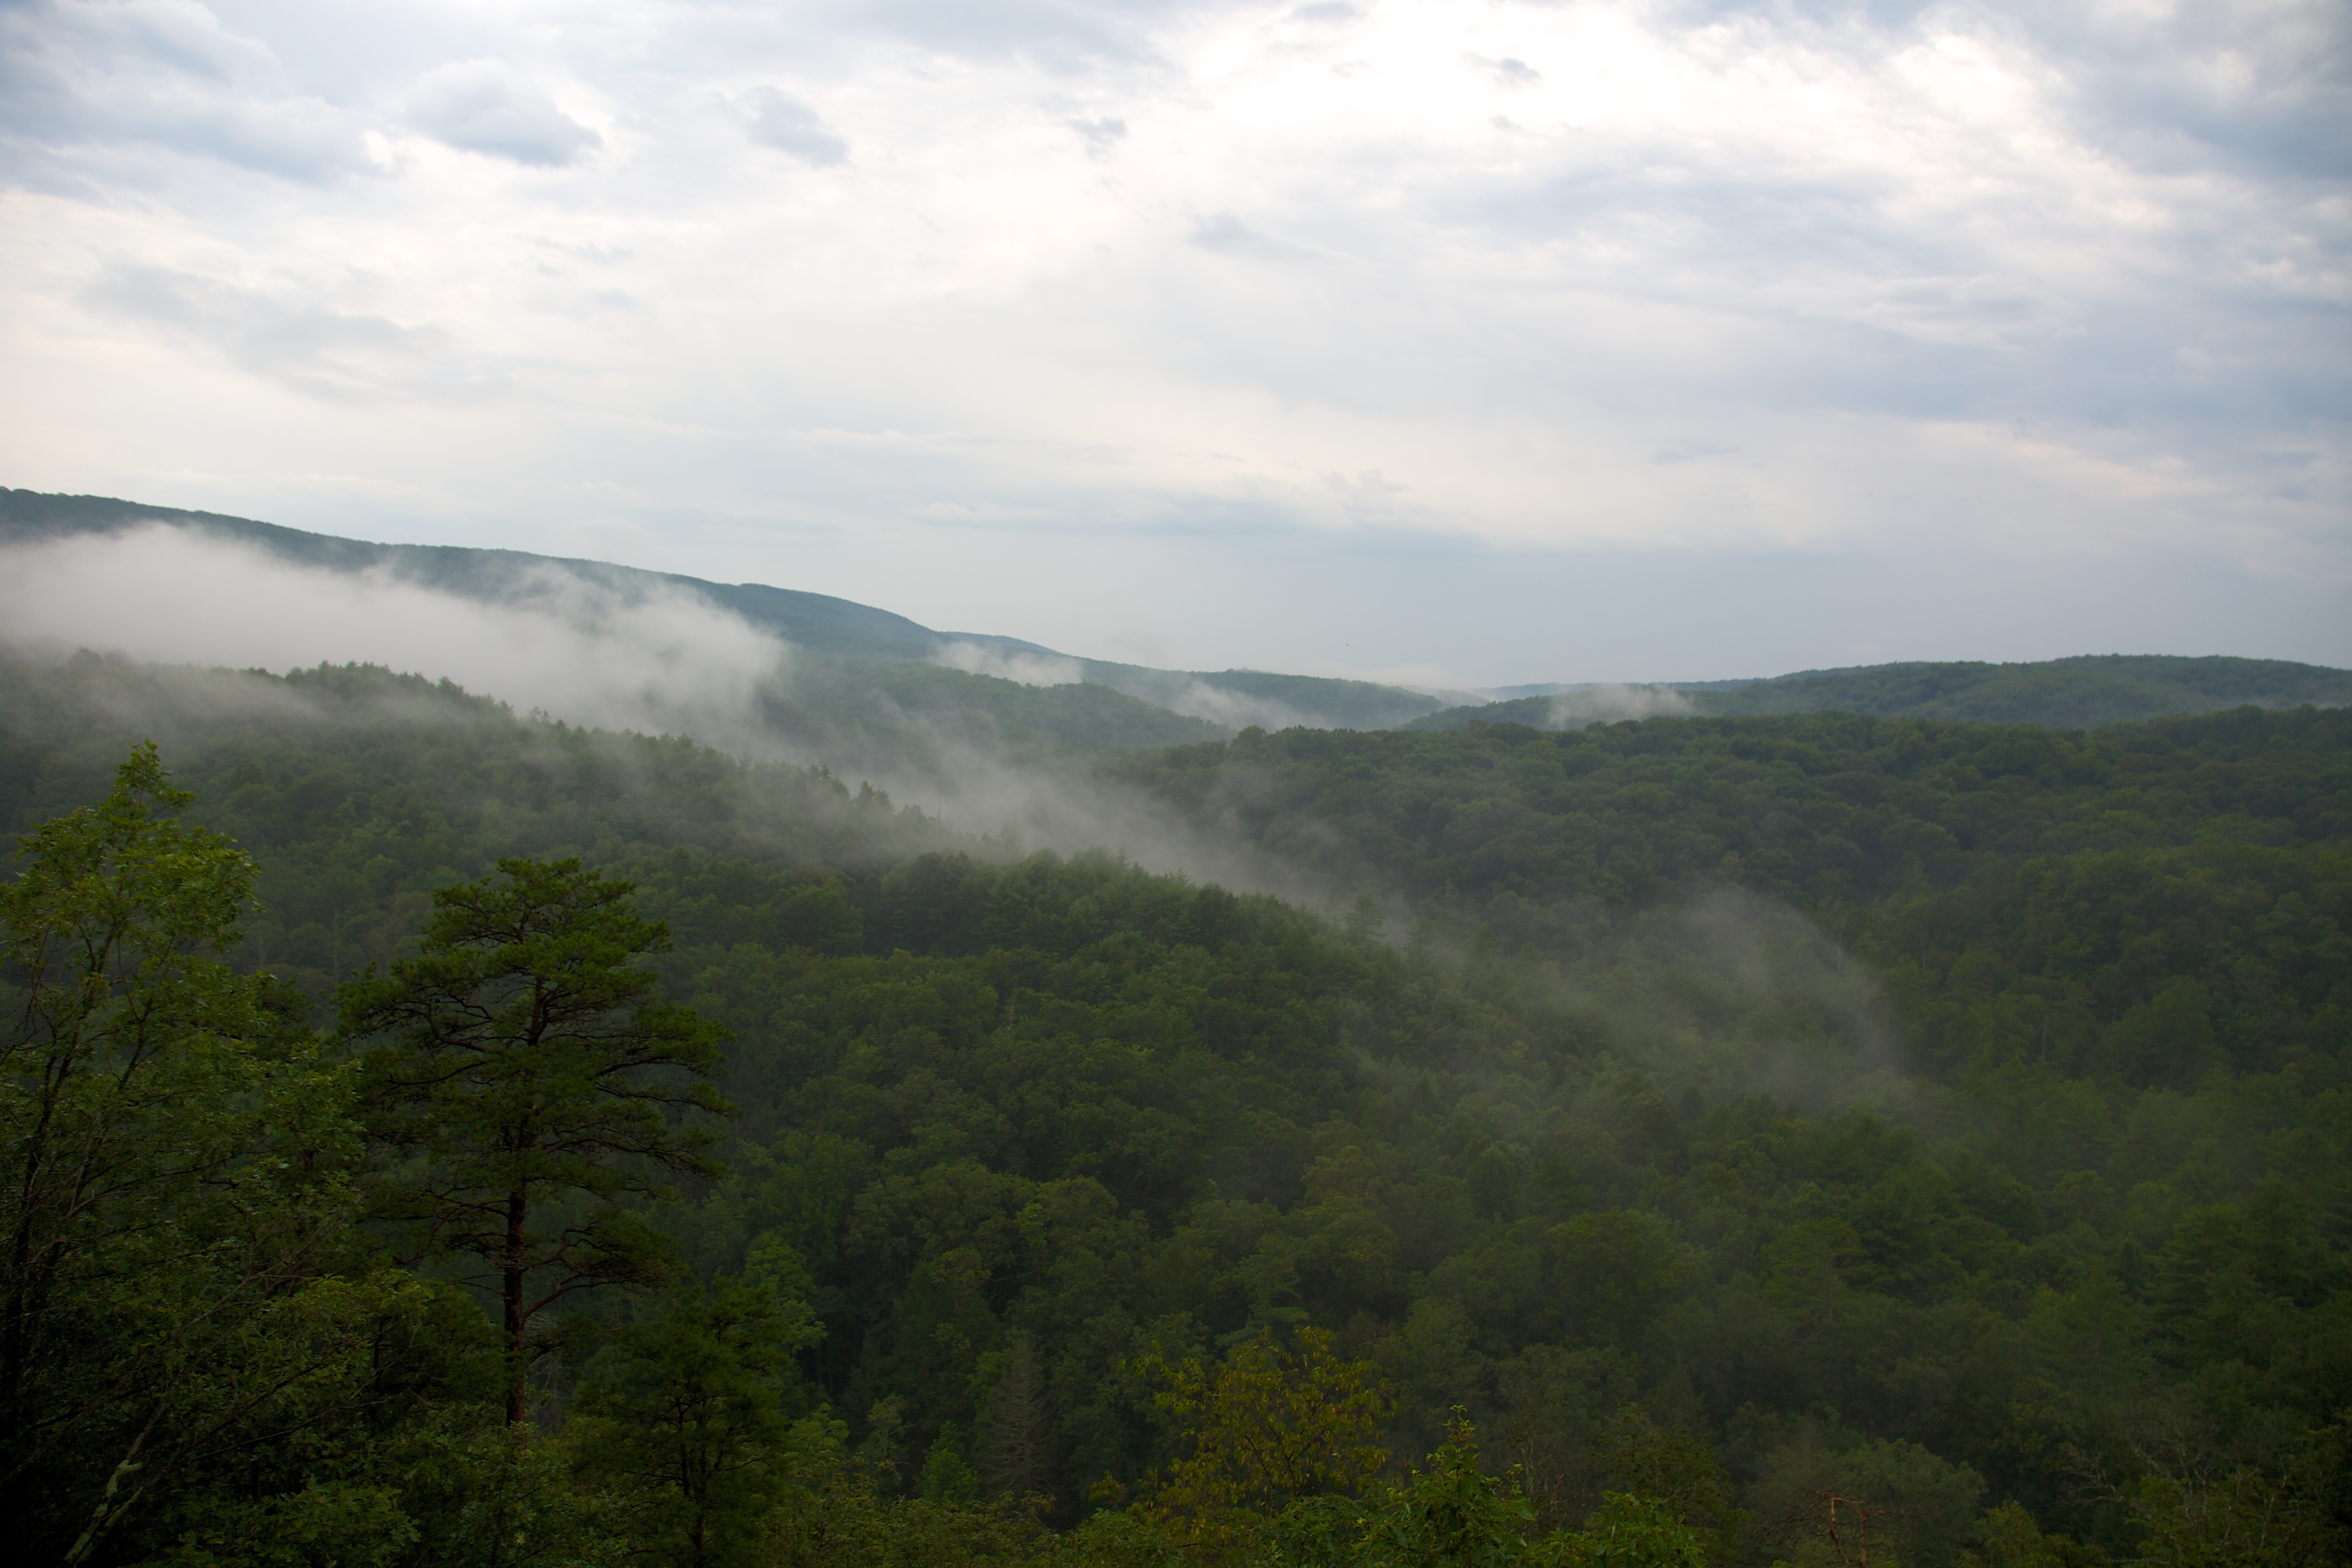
[339,857,732,1423]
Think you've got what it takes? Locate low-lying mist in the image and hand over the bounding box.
[929,641,1085,688]
[0,531,1931,1120]
[0,525,793,748]
[0,528,1329,904]
[1546,684,1696,726]
[1390,887,1919,1136]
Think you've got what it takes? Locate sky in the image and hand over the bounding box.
[1,0,2346,687]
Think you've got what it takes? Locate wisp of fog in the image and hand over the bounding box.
[0,525,792,746]
[1546,684,1696,728]
[930,641,1085,688]
[0,526,1923,1123]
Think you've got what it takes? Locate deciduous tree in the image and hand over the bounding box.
[0,745,388,1563]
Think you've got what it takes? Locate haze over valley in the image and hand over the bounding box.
[4,488,2346,1565]
[8,488,2345,809]
[4,3,2347,1565]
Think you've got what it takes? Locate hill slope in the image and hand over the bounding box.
[0,486,1023,662]
[0,488,1448,733]
[1407,654,2352,732]
[4,654,2344,1563]
[11,490,2341,740]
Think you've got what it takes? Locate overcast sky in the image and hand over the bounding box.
[2,0,2345,685]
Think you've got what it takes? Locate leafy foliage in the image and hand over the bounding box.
[0,746,443,1565]
[2,664,2348,1567]
[1136,1327,1392,1555]
[571,1276,819,1568]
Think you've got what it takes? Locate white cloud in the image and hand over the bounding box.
[0,0,375,184]
[741,88,849,165]
[404,60,601,167]
[0,0,2343,678]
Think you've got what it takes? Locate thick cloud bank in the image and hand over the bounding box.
[0,526,790,745]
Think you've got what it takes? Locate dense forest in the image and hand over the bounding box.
[1409,658,2352,734]
[1,652,2345,1567]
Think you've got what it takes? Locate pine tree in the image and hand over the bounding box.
[338,857,731,1422]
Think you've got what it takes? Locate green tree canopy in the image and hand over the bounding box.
[339,857,733,1423]
[0,745,403,1565]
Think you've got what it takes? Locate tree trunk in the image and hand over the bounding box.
[505,1189,527,1425]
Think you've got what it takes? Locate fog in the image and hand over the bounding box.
[1151,680,1310,733]
[0,525,804,752]
[1390,888,1926,1147]
[0,525,1926,1113]
[1590,890,1918,1118]
[1546,685,1697,728]
[929,641,1085,689]
[0,523,1343,906]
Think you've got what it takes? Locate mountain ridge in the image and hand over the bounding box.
[0,488,1450,731]
[6,488,2344,736]
[1407,653,2352,732]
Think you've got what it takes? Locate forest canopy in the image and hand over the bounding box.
[0,654,2344,1567]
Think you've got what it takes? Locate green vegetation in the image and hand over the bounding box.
[1699,655,2352,725]
[1,653,2346,1566]
[760,655,1225,784]
[1410,657,2352,733]
[0,491,1442,742]
[1080,663,1448,732]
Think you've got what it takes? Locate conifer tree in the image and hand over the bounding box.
[339,857,731,1422]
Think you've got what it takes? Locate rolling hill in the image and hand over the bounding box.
[6,490,2343,754]
[1408,655,2352,733]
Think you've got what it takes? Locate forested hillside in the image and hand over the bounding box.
[1105,711,2352,1079]
[1699,656,2352,726]
[760,657,1229,783]
[0,490,1447,735]
[1410,657,2352,733]
[2,654,2344,1567]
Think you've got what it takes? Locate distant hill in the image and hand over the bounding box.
[1700,655,2352,725]
[12,491,2339,742]
[0,487,1035,664]
[0,488,1445,734]
[1407,655,2352,733]
[1075,661,1449,730]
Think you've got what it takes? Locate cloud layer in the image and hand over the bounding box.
[0,526,791,744]
[0,0,2343,680]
